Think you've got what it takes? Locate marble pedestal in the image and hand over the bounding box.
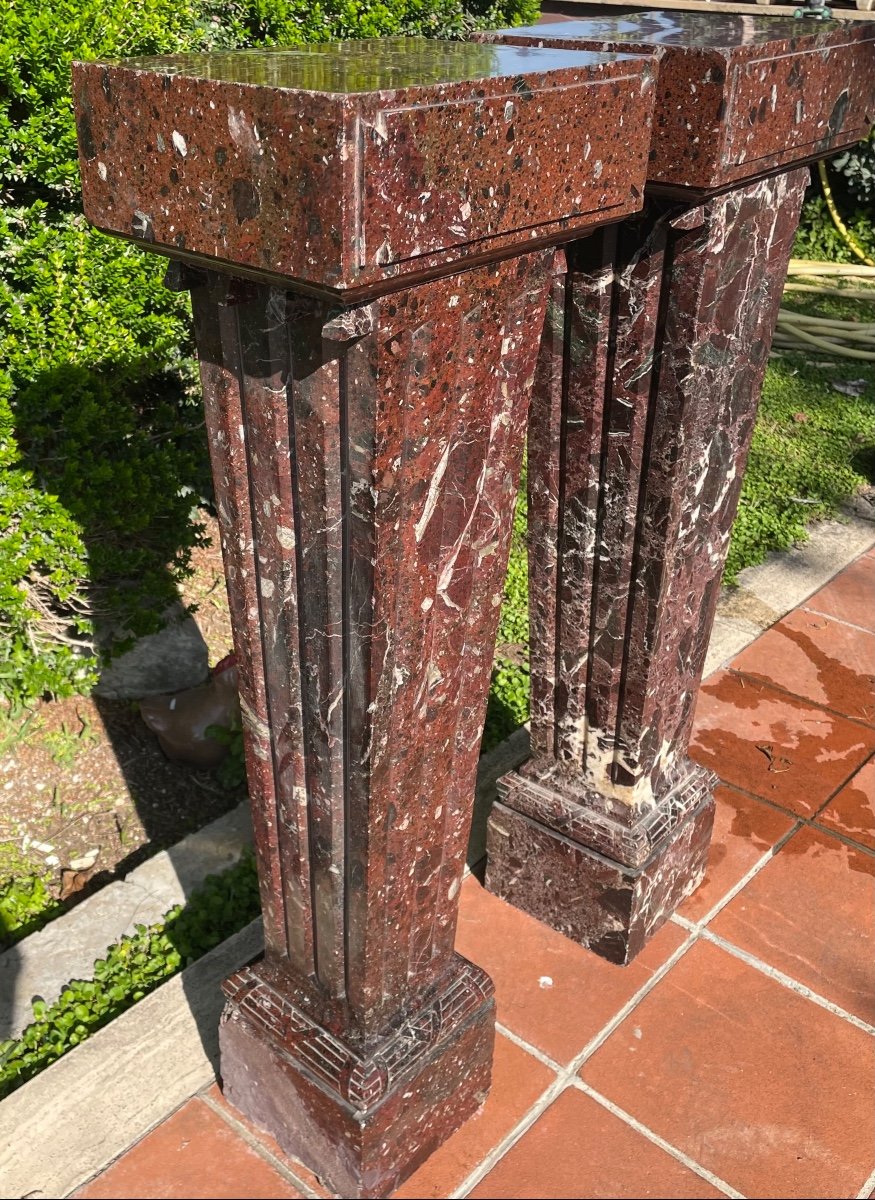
[480,14,875,963]
[73,36,655,1195]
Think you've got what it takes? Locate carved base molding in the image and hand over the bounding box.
[486,774,715,964]
[219,954,494,1198]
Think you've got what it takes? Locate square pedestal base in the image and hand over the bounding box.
[218,955,495,1198]
[485,794,714,965]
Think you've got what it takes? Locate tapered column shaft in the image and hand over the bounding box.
[191,256,556,1033]
[72,30,658,1192]
[479,13,875,963]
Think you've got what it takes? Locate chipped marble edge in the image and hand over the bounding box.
[0,803,253,1040]
[702,513,875,678]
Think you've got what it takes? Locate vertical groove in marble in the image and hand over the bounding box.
[527,170,809,814]
[192,280,289,961]
[284,308,321,984]
[606,209,674,789]
[238,290,317,978]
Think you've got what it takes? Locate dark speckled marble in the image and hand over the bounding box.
[73,36,653,1197]
[479,15,875,191]
[483,14,874,963]
[73,35,655,297]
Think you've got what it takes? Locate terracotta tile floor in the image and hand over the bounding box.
[77,551,875,1200]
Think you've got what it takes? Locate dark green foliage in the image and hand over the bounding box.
[0,843,59,948]
[832,129,875,207]
[0,850,260,1098]
[1,0,538,706]
[0,204,209,706]
[793,196,875,265]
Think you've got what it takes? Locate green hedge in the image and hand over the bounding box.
[0,0,539,708]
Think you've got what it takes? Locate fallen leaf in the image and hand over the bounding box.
[59,866,96,901]
[756,743,792,774]
[792,411,809,423]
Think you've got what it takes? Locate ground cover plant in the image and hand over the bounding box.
[0,849,260,1098]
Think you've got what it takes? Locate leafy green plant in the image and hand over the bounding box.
[832,129,875,208]
[793,195,875,264]
[41,714,98,767]
[0,0,540,708]
[0,843,59,947]
[0,849,260,1097]
[206,718,248,790]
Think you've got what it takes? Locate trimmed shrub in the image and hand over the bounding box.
[0,0,540,707]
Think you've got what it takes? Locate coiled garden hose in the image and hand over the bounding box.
[775,259,875,360]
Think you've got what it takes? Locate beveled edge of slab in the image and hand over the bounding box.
[73,36,657,298]
[479,16,875,192]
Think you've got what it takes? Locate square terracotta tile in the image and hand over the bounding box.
[710,824,875,1024]
[455,876,688,1065]
[468,1086,724,1199]
[205,1085,329,1196]
[678,784,796,923]
[817,758,875,851]
[581,939,875,1199]
[394,1033,555,1198]
[690,671,875,816]
[805,553,875,633]
[74,1097,304,1199]
[730,609,875,725]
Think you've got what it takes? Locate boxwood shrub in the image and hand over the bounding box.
[0,0,539,707]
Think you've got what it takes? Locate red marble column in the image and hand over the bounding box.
[478,15,875,964]
[72,36,655,1196]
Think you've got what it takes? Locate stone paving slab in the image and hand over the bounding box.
[0,804,252,1039]
[703,514,875,677]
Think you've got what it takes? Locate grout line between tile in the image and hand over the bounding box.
[702,774,875,859]
[572,1080,746,1200]
[726,666,875,733]
[855,1162,875,1200]
[200,1088,324,1199]
[802,605,875,638]
[807,819,875,859]
[64,1092,197,1198]
[495,1021,564,1074]
[452,930,702,1198]
[810,747,875,821]
[699,929,875,1037]
[570,933,699,1073]
[448,1075,570,1199]
[673,820,804,933]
